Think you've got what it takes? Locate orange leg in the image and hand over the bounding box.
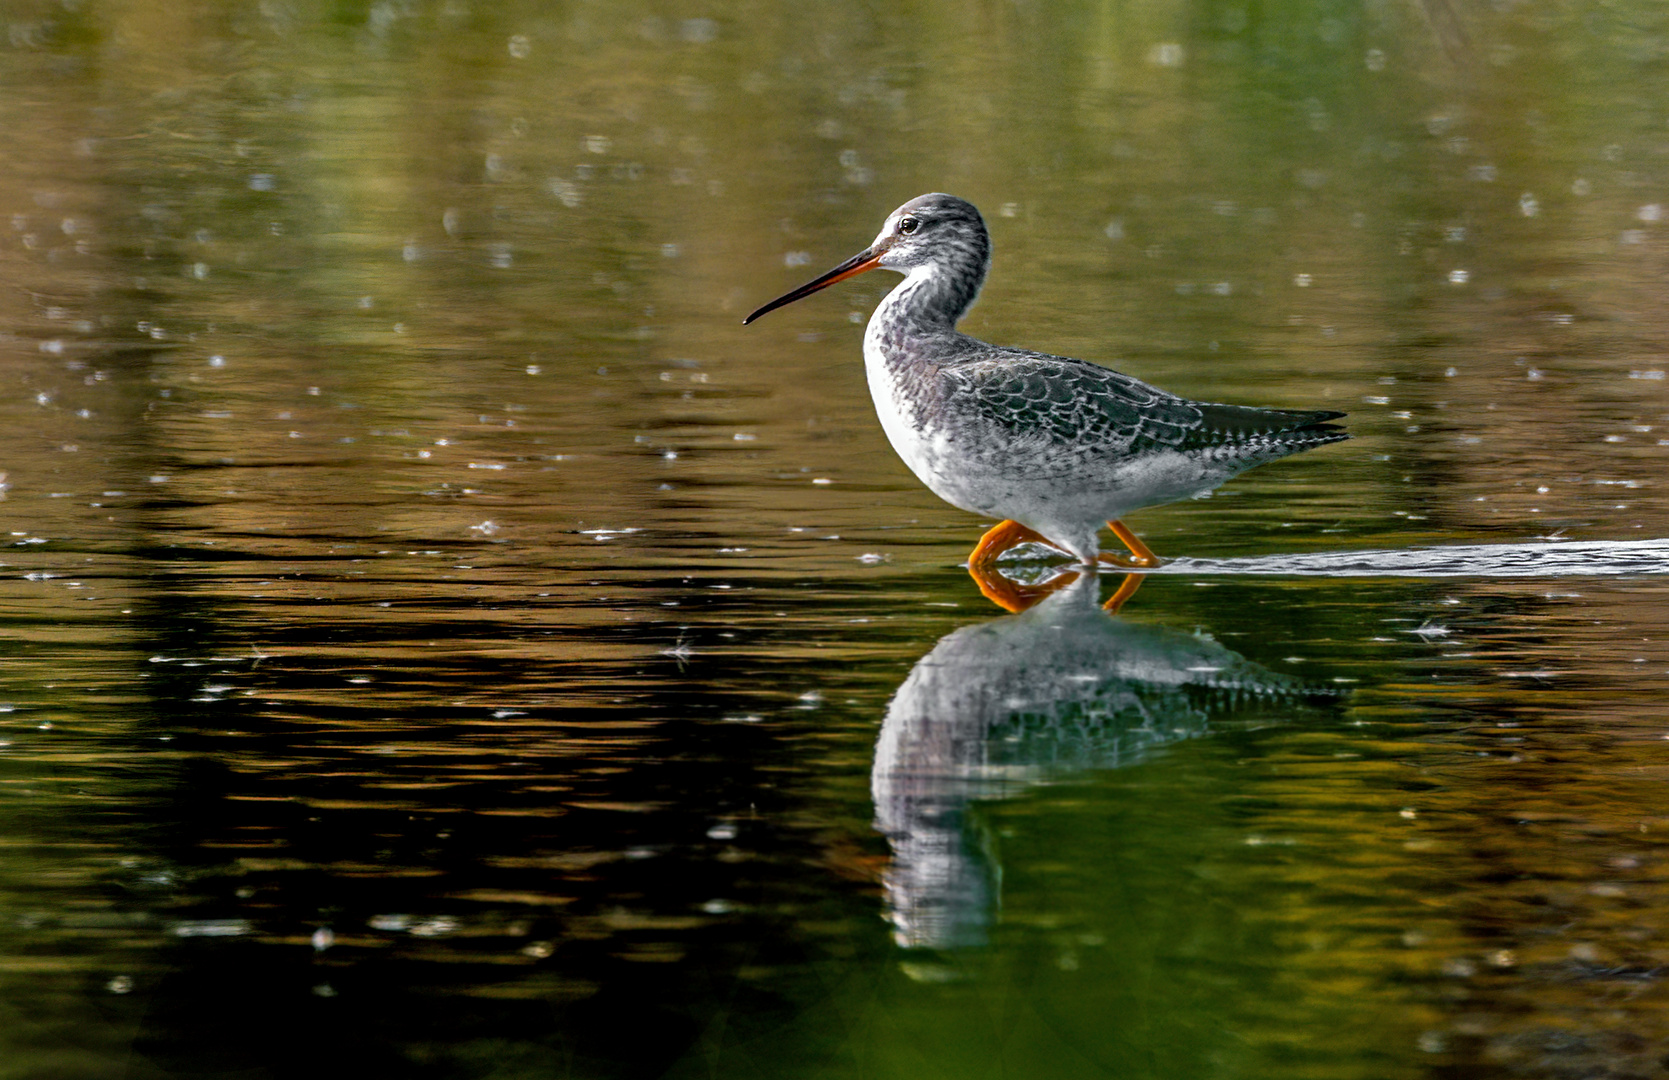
[1097,519,1161,569]
[1101,573,1144,614]
[968,519,1051,568]
[967,562,1082,614]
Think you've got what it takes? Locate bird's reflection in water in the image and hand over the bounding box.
[871,571,1339,950]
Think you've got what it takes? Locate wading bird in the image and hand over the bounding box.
[745,194,1347,606]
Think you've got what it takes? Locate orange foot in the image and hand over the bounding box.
[966,518,1156,613]
[967,561,1082,613]
[968,519,1052,568]
[1096,519,1162,569]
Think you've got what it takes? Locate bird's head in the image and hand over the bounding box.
[743,193,990,325]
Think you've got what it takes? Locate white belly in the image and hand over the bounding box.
[863,341,968,510]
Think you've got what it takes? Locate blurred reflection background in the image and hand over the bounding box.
[2,1,1669,1077]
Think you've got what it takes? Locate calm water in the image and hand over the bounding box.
[3,1,1669,1077]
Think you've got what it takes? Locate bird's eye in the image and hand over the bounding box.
[897,217,919,235]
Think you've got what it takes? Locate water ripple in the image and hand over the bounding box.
[1149,538,1669,578]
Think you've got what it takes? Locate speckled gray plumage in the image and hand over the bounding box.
[939,350,1347,476]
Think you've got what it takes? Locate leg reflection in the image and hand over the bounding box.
[966,560,1083,614]
[1101,572,1144,614]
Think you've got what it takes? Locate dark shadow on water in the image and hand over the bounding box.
[871,574,1345,951]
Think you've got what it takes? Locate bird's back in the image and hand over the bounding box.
[931,340,1348,474]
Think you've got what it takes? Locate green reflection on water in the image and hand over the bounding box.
[1,0,1669,1076]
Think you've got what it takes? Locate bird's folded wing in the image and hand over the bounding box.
[942,352,1205,458]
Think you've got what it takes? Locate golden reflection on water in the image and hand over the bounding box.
[1,0,1669,1076]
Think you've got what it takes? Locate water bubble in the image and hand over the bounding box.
[1447,269,1469,284]
[706,823,738,840]
[549,180,581,207]
[1293,273,1312,287]
[1571,178,1591,196]
[248,173,275,192]
[784,251,810,267]
[1364,48,1386,71]
[507,34,530,58]
[680,18,717,43]
[106,976,133,994]
[1519,193,1538,217]
[583,135,611,155]
[1639,204,1663,223]
[1147,42,1184,67]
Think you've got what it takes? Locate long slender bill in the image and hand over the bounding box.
[742,243,888,325]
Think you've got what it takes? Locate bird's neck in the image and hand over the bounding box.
[867,262,986,353]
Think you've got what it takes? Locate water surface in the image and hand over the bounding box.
[3,1,1669,1077]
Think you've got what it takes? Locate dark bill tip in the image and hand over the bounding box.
[742,244,886,326]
